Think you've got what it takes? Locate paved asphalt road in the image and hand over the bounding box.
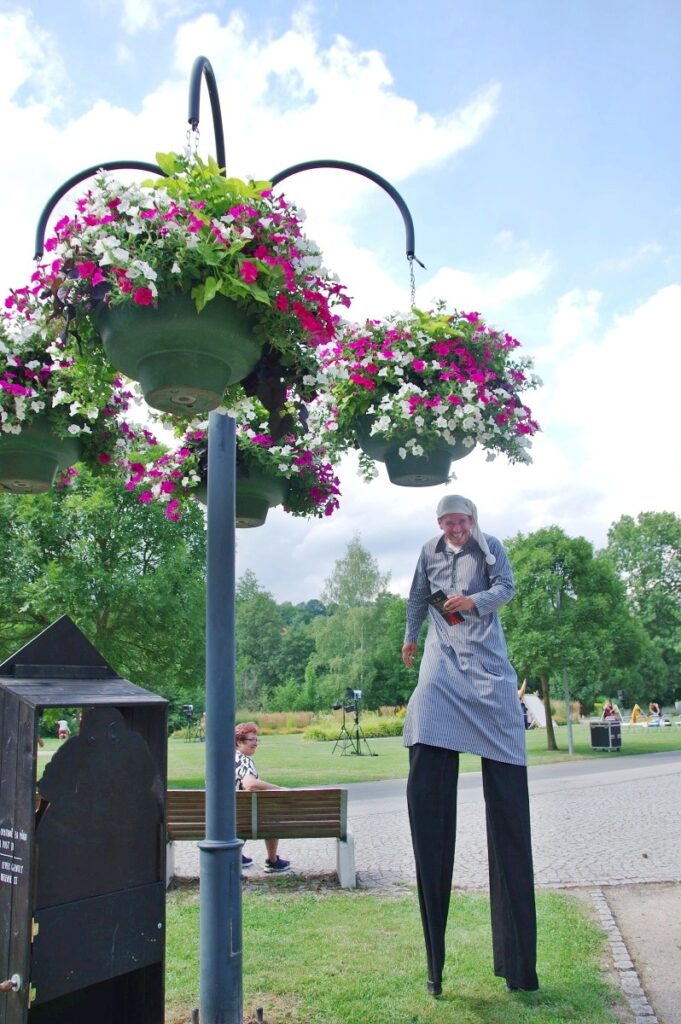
[340,749,681,890]
[174,750,680,889]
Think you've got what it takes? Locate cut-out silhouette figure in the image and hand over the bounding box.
[35,707,162,908]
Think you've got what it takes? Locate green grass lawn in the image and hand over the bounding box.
[37,720,681,787]
[161,721,681,788]
[166,885,626,1024]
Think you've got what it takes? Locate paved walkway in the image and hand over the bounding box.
[173,750,681,1021]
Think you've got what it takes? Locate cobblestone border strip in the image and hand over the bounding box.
[590,889,658,1024]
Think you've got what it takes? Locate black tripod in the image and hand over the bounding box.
[332,703,377,756]
[183,711,198,742]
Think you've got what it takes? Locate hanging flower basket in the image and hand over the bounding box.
[22,152,349,421]
[234,467,290,528]
[314,305,541,486]
[123,396,341,524]
[94,293,261,414]
[353,415,473,487]
[0,416,82,494]
[195,468,289,528]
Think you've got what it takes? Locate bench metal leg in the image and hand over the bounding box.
[336,831,356,889]
[166,841,175,889]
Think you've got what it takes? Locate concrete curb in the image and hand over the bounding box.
[590,889,658,1024]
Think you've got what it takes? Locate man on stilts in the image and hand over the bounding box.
[402,494,538,998]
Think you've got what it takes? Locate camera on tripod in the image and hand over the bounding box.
[331,689,376,756]
[331,688,362,714]
[181,703,194,721]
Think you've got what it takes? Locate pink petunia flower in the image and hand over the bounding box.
[240,261,259,284]
[164,500,182,522]
[132,287,154,306]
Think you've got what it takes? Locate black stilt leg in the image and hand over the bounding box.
[482,758,539,991]
[406,743,459,992]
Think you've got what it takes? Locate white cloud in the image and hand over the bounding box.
[536,288,601,364]
[171,12,500,183]
[0,9,65,109]
[522,284,681,550]
[416,253,552,321]
[598,241,664,272]
[115,43,134,64]
[119,0,199,34]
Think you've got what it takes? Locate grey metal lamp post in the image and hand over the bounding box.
[33,55,420,1023]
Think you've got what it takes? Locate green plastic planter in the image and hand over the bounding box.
[196,468,289,528]
[352,415,473,487]
[95,293,262,415]
[0,417,82,494]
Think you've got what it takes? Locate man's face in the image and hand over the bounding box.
[438,513,474,546]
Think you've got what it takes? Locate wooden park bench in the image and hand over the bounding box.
[166,787,356,888]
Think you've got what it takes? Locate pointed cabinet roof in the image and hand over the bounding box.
[0,615,166,707]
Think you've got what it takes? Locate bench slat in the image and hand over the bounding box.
[166,788,347,842]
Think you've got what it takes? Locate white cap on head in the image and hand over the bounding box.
[436,494,496,565]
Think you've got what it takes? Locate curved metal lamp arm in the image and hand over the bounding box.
[34,160,163,259]
[188,56,226,173]
[270,158,423,265]
[34,55,226,259]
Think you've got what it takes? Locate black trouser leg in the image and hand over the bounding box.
[406,743,459,988]
[481,757,539,990]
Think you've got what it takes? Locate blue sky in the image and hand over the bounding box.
[2,0,680,601]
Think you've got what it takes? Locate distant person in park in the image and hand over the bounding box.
[401,494,538,998]
[235,722,290,873]
[601,699,621,721]
[56,719,70,740]
[648,701,661,718]
[631,703,648,724]
[518,680,538,730]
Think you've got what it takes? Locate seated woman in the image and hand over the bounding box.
[235,722,291,873]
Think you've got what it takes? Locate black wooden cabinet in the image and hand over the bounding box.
[0,617,167,1024]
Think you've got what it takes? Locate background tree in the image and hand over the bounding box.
[235,570,287,708]
[364,594,415,707]
[606,511,681,703]
[320,533,390,608]
[0,469,207,715]
[503,526,644,748]
[310,535,393,708]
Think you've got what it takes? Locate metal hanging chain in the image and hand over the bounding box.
[184,126,200,161]
[408,252,426,310]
